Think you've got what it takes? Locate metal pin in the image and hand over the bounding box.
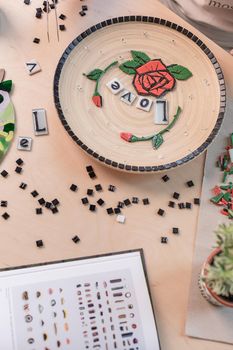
[52,0,59,41]
[110,279,122,283]
[54,323,57,335]
[46,0,50,42]
[122,332,133,338]
[111,286,124,291]
[0,69,5,82]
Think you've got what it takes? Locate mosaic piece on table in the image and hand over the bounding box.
[120,106,181,150]
[119,50,192,97]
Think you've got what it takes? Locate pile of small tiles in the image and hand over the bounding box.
[0,159,200,247]
[210,133,233,218]
[23,0,89,49]
[23,0,88,25]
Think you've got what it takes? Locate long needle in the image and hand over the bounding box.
[46,0,50,42]
[0,69,5,83]
[53,0,60,42]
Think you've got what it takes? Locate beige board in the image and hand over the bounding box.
[58,21,221,169]
[185,98,233,344]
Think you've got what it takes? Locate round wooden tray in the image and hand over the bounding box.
[54,16,226,173]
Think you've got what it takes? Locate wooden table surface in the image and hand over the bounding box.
[0,1,233,349]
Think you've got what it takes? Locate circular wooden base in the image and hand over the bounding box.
[54,16,226,173]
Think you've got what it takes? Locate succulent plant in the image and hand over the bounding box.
[203,224,233,297]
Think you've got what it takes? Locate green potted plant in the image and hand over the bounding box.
[199,223,233,307]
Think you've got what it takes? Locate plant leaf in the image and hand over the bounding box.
[131,50,151,65]
[119,60,141,75]
[167,64,192,80]
[152,134,164,149]
[85,69,103,81]
[0,80,12,92]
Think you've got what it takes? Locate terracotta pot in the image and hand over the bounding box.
[199,247,233,307]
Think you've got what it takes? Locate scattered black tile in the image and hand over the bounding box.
[43,5,50,13]
[194,198,200,205]
[1,170,8,178]
[95,184,103,192]
[132,197,139,204]
[161,237,168,243]
[70,184,78,192]
[79,10,86,16]
[36,12,42,18]
[16,158,24,165]
[51,206,59,214]
[114,207,121,214]
[172,227,179,234]
[45,202,52,209]
[36,208,43,215]
[97,198,105,206]
[50,3,55,9]
[178,202,185,209]
[52,198,59,206]
[33,38,40,45]
[88,171,96,179]
[89,204,96,212]
[72,235,80,244]
[142,198,150,205]
[2,212,10,220]
[31,190,39,197]
[108,185,116,192]
[162,175,170,182]
[81,197,89,205]
[173,192,180,200]
[106,207,114,215]
[38,197,46,206]
[168,201,175,208]
[118,201,124,208]
[157,208,165,216]
[0,201,7,207]
[19,182,27,189]
[15,166,23,174]
[123,199,131,206]
[86,165,93,173]
[36,7,42,13]
[87,189,94,196]
[24,0,30,4]
[59,13,66,20]
[82,5,88,10]
[36,239,43,248]
[186,180,194,187]
[186,202,192,209]
[59,24,66,31]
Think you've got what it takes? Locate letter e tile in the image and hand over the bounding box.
[106,78,124,95]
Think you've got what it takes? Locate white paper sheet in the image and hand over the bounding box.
[0,250,160,350]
